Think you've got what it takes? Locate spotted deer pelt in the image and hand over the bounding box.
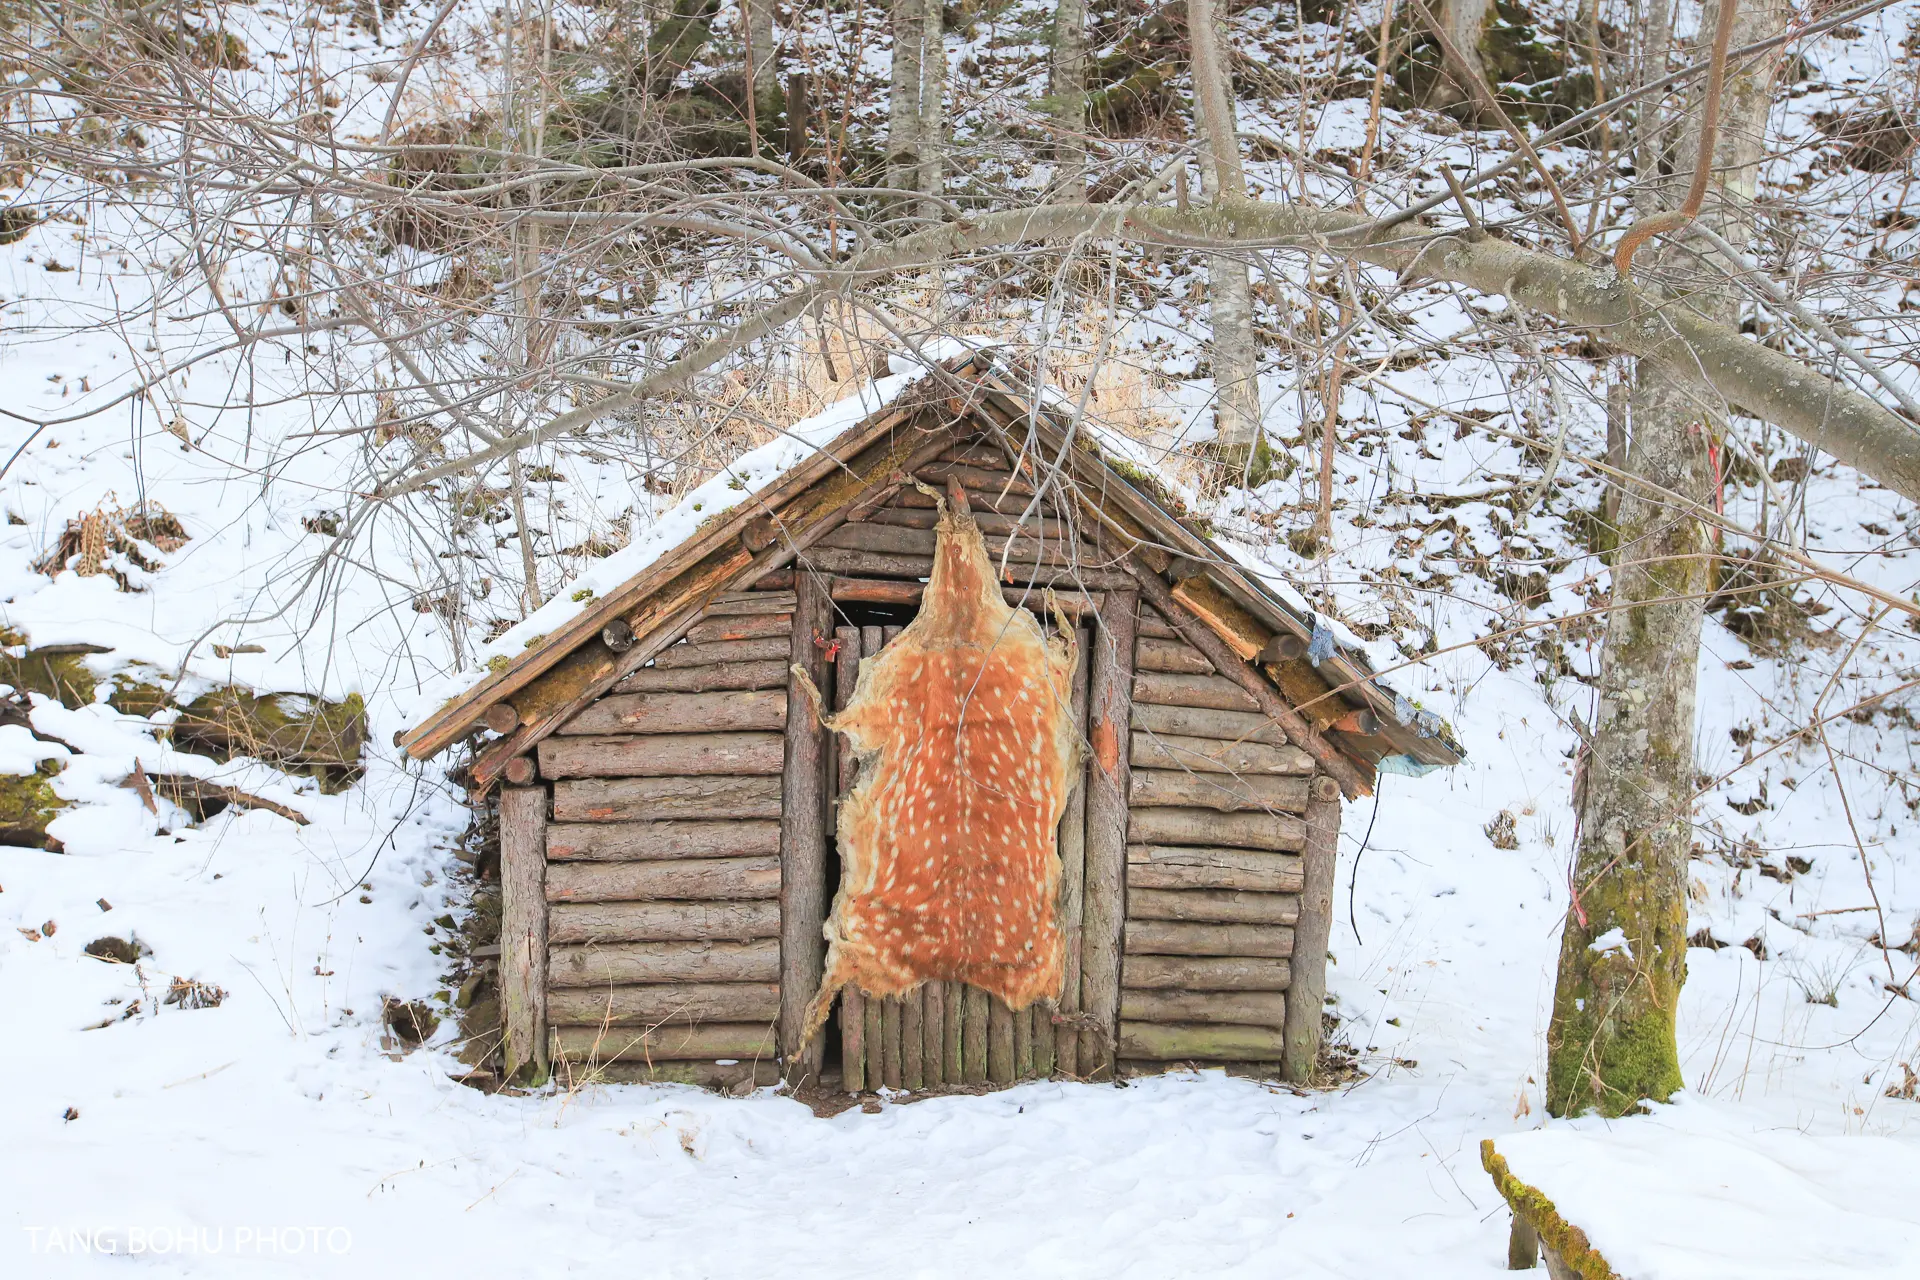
[795,485,1080,1047]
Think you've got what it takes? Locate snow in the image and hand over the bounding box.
[0,1,1918,1276]
[1588,927,1633,958]
[1491,1098,1920,1279]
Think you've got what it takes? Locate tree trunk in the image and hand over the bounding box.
[914,0,945,210]
[1422,0,1494,109]
[886,0,925,196]
[1186,0,1264,461]
[1049,0,1088,199]
[1546,0,1787,1119]
[743,0,775,96]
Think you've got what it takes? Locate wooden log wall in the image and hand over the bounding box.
[1117,601,1336,1078]
[540,591,793,1076]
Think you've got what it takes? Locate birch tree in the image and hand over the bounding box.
[1187,0,1267,473]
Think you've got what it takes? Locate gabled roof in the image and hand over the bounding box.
[401,349,1463,791]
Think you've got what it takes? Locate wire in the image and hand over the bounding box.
[1346,774,1386,946]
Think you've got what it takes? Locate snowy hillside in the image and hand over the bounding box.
[1,0,1918,1274]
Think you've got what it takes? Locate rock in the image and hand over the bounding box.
[383,997,440,1046]
[0,761,68,849]
[84,935,152,965]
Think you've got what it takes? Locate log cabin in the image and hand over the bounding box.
[401,351,1462,1094]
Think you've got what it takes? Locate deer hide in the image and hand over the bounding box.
[799,495,1079,1045]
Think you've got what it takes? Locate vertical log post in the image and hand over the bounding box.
[944,983,964,1082]
[963,986,989,1083]
[1081,589,1137,1078]
[902,990,925,1089]
[500,784,550,1084]
[833,624,863,1091]
[923,980,947,1086]
[1052,626,1090,1077]
[987,996,1015,1084]
[779,571,834,1083]
[1282,773,1343,1082]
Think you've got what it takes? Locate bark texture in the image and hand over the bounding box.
[886,0,944,204]
[1048,0,1089,197]
[1186,0,1263,454]
[1546,0,1787,1118]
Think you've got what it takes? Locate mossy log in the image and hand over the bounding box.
[1481,1140,1623,1279]
[172,689,366,786]
[0,640,107,708]
[0,761,67,848]
[1117,1021,1287,1060]
[546,982,780,1026]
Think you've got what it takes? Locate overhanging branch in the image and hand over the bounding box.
[387,200,1920,506]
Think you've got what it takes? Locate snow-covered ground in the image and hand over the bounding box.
[3,1,1919,1275]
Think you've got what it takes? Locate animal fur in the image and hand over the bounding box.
[795,486,1079,1047]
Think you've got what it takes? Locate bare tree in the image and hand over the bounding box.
[1186,0,1265,471]
[1547,0,1790,1118]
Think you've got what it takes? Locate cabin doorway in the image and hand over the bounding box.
[815,577,1092,1090]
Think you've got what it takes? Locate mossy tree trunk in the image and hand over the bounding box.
[1546,0,1786,1118]
[1186,0,1264,461]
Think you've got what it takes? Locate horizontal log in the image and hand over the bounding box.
[817,520,1106,569]
[939,442,1012,467]
[652,637,791,668]
[557,690,789,737]
[1133,608,1183,641]
[830,576,1103,616]
[538,732,785,779]
[593,1059,780,1090]
[1117,1021,1288,1061]
[1121,954,1293,991]
[1126,845,1304,893]
[1130,701,1292,746]
[1132,671,1261,712]
[550,1022,775,1063]
[804,546,1135,589]
[915,461,1036,496]
[1130,732,1313,776]
[547,857,781,903]
[704,590,797,616]
[615,660,790,694]
[1120,990,1288,1028]
[548,939,780,987]
[868,507,1083,541]
[552,775,783,822]
[547,819,782,862]
[549,899,781,944]
[1128,769,1310,814]
[892,485,1058,518]
[547,982,781,1026]
[1135,636,1213,675]
[1128,888,1300,926]
[1124,920,1296,957]
[685,612,791,644]
[1128,806,1305,851]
